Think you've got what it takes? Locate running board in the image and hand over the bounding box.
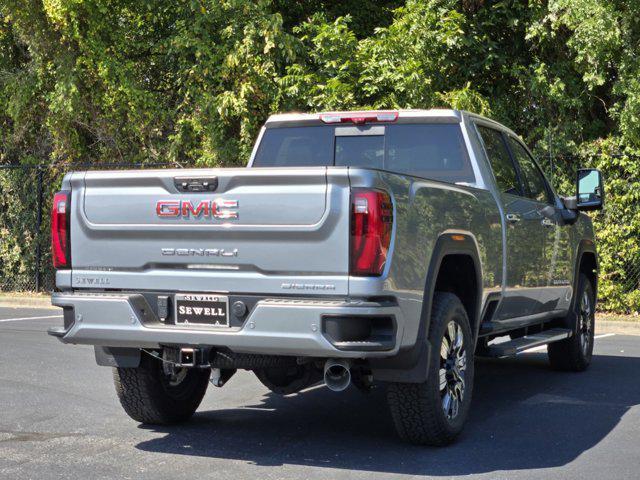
[481,328,572,358]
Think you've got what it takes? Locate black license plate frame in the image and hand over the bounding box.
[174,293,229,327]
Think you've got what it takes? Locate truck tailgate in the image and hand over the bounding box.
[69,167,351,295]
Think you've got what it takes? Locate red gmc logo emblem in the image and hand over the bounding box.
[156,199,239,220]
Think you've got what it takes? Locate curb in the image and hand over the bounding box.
[596,318,640,336]
[0,295,55,309]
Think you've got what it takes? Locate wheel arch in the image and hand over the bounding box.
[573,240,598,310]
[432,253,482,342]
[371,231,483,383]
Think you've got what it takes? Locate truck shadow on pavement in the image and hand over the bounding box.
[136,353,640,476]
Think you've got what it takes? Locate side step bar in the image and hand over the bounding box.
[481,328,572,358]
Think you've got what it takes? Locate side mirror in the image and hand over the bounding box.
[576,168,604,211]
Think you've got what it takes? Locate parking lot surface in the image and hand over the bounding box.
[1,306,639,480]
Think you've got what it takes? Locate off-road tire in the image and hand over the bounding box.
[548,273,595,372]
[387,292,475,446]
[113,353,210,424]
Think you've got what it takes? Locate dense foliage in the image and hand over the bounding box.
[1,0,639,310]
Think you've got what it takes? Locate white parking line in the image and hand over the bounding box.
[521,333,616,353]
[0,315,63,323]
[594,333,617,340]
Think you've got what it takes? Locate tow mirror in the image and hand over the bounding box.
[576,168,604,211]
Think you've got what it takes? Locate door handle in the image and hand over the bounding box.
[505,213,521,224]
[541,217,555,227]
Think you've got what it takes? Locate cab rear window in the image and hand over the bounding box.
[253,123,474,184]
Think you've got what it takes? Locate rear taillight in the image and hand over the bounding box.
[350,189,393,276]
[51,191,71,269]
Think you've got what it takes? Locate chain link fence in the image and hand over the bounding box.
[0,165,50,292]
[543,152,640,313]
[595,174,640,304]
[1,155,640,313]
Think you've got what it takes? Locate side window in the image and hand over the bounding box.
[477,126,520,196]
[507,137,552,204]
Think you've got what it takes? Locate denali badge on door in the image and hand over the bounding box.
[174,294,229,326]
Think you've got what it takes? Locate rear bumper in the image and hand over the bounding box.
[50,292,405,358]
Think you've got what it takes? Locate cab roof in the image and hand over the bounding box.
[263,108,520,142]
[265,109,463,128]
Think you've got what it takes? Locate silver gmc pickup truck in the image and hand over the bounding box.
[49,109,604,445]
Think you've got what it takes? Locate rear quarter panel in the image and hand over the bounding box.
[348,168,502,349]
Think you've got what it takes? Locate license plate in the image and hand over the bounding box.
[174,293,229,326]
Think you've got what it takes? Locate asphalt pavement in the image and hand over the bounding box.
[1,305,639,480]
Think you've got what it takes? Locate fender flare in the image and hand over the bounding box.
[571,239,598,310]
[371,231,483,383]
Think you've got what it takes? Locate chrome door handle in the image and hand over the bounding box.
[541,218,554,227]
[505,213,521,224]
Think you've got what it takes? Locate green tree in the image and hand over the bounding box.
[1,0,640,310]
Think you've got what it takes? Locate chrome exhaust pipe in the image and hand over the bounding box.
[323,359,351,392]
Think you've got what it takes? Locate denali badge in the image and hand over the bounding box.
[162,248,238,257]
[156,199,239,220]
[281,283,336,291]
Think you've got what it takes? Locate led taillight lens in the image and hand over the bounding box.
[51,191,71,269]
[350,189,393,276]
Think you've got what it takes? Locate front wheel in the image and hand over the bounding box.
[548,273,595,371]
[113,353,210,424]
[387,292,475,446]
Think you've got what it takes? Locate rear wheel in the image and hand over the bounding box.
[113,353,210,424]
[548,273,595,371]
[387,292,474,446]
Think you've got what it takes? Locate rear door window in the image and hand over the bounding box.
[476,126,521,196]
[507,137,553,204]
[253,123,475,184]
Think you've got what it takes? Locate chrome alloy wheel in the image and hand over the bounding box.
[579,290,593,356]
[439,321,466,421]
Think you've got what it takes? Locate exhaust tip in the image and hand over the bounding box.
[324,359,351,392]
